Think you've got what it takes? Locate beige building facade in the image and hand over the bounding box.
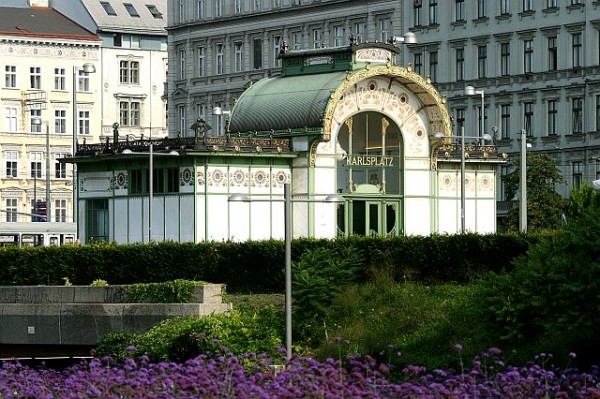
[0,6,101,225]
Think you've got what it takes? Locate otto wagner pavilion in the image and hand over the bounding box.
[70,42,506,244]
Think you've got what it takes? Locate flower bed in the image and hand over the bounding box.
[0,349,598,398]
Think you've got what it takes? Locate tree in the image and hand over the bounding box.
[504,153,566,231]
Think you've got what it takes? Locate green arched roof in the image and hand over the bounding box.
[228,71,348,133]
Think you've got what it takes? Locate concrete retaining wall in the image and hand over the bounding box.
[0,285,232,345]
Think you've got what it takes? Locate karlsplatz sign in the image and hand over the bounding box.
[345,155,394,167]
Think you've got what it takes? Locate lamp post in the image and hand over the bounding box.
[464,85,485,144]
[122,144,179,242]
[435,130,492,233]
[72,63,96,224]
[228,183,344,360]
[31,117,51,222]
[519,129,529,232]
[212,106,231,136]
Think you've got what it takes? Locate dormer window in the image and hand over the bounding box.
[100,1,117,16]
[124,3,140,17]
[147,5,163,18]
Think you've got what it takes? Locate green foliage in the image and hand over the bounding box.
[90,279,108,286]
[504,153,567,230]
[124,280,207,303]
[481,186,600,366]
[292,246,363,346]
[96,306,284,362]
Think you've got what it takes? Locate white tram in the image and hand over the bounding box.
[0,222,77,247]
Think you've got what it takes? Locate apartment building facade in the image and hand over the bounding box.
[401,0,600,205]
[0,5,101,224]
[50,0,169,140]
[167,0,404,138]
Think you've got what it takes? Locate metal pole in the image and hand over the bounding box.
[284,182,292,360]
[519,129,527,232]
[149,143,153,242]
[480,91,485,144]
[72,66,78,225]
[33,173,37,221]
[460,126,466,233]
[46,122,51,222]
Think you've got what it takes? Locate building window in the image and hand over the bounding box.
[547,100,557,136]
[179,49,186,79]
[120,101,141,127]
[572,97,583,134]
[4,107,18,132]
[101,1,117,15]
[548,36,557,71]
[312,29,323,49]
[379,17,392,42]
[429,51,438,82]
[414,52,423,75]
[253,38,262,69]
[147,5,162,18]
[572,33,582,68]
[177,105,186,136]
[55,153,67,179]
[572,161,582,189]
[478,105,486,137]
[54,199,67,222]
[455,48,464,81]
[197,0,205,18]
[30,67,41,89]
[78,110,90,135]
[197,46,206,77]
[215,44,224,75]
[353,22,365,43]
[273,36,281,67]
[524,102,534,137]
[292,32,302,50]
[596,160,600,181]
[30,152,42,179]
[547,0,557,7]
[501,104,511,139]
[478,45,487,79]
[455,108,465,135]
[333,25,345,47]
[522,0,533,12]
[428,1,438,25]
[571,0,582,4]
[596,95,600,132]
[413,1,423,26]
[124,3,140,17]
[234,42,243,72]
[500,0,510,15]
[254,0,261,11]
[30,110,41,133]
[477,0,486,17]
[5,199,18,222]
[523,39,533,73]
[86,199,109,242]
[5,151,18,178]
[77,70,91,92]
[53,68,66,90]
[455,0,465,21]
[500,166,510,201]
[5,65,16,88]
[234,0,241,13]
[500,43,510,76]
[216,0,223,17]
[179,0,186,22]
[119,61,139,84]
[54,110,66,134]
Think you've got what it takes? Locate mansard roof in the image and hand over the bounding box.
[81,0,166,35]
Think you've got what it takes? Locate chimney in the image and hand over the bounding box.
[28,0,49,7]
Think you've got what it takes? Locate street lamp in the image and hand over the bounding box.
[31,117,51,222]
[212,106,231,136]
[464,85,485,144]
[435,130,492,233]
[519,129,532,232]
[72,62,96,226]
[229,183,344,360]
[122,143,179,242]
